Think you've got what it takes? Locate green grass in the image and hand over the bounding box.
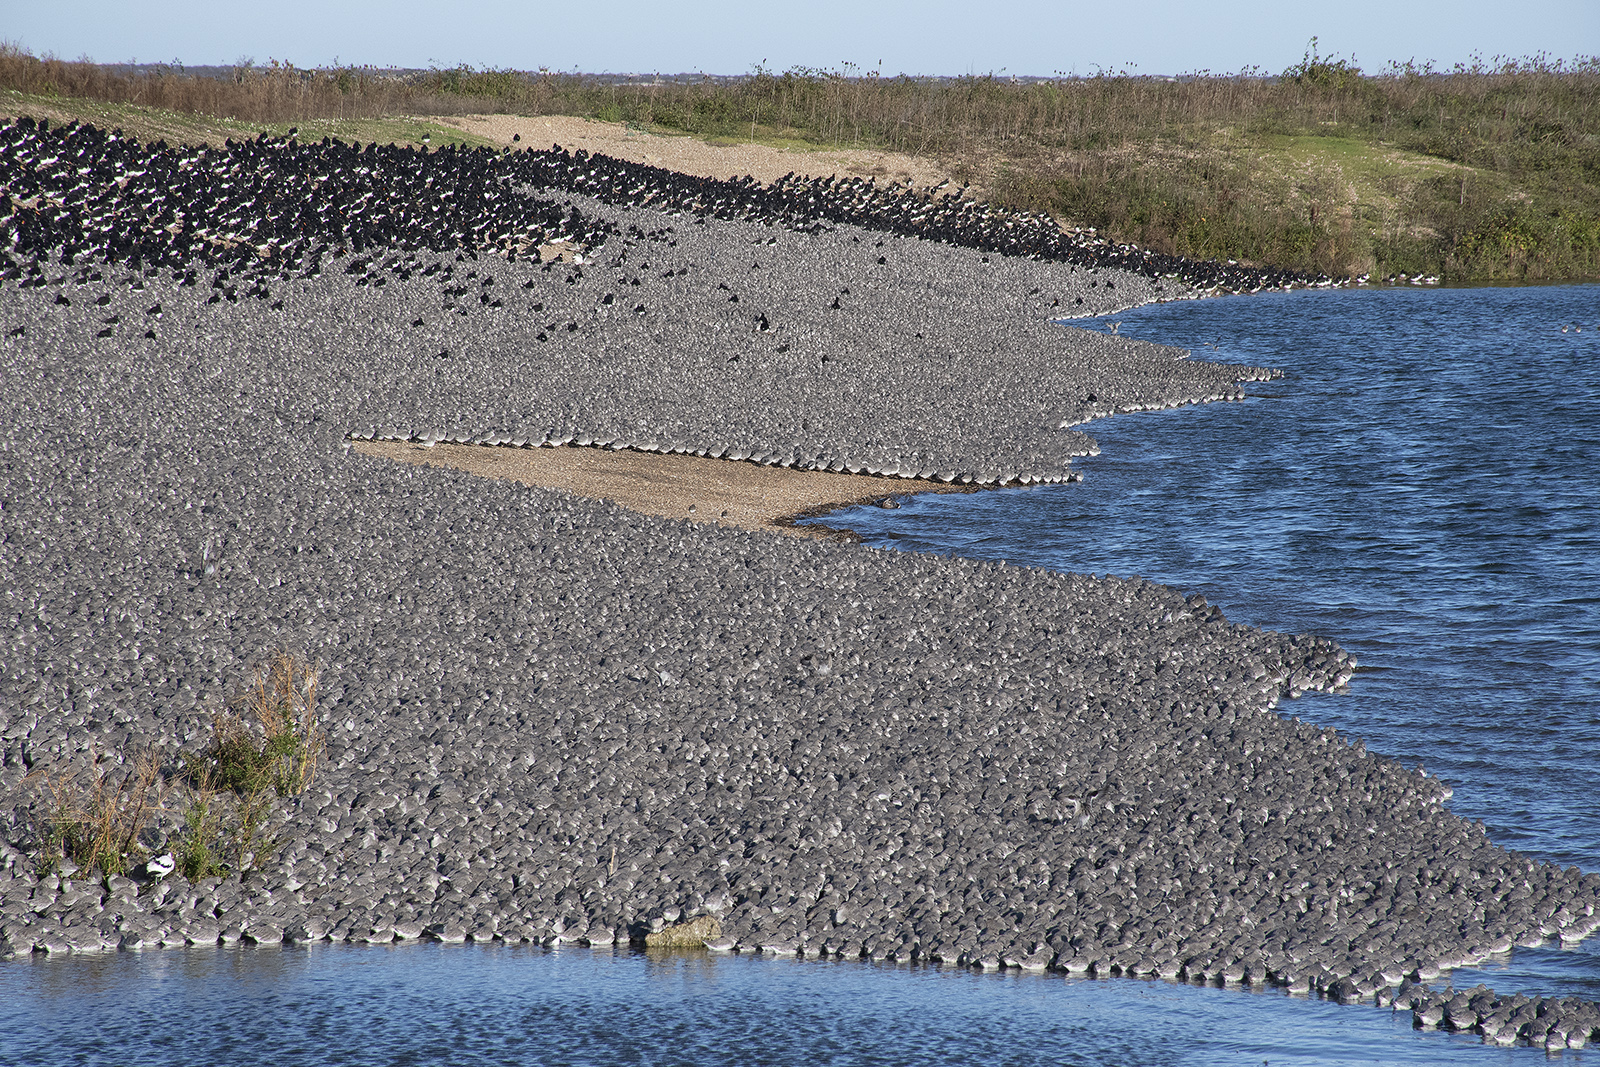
[1008,133,1506,278]
[174,651,324,879]
[187,651,324,800]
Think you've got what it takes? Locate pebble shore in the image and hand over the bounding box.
[2,117,1597,1049]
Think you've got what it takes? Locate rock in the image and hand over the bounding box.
[645,915,722,949]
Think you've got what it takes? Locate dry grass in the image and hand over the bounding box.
[26,751,166,877]
[175,651,325,879]
[192,650,324,799]
[24,650,326,882]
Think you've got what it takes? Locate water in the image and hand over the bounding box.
[0,941,1548,1066]
[824,283,1600,874]
[817,282,1600,1014]
[7,284,1599,1063]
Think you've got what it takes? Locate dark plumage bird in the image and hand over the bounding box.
[0,112,1322,359]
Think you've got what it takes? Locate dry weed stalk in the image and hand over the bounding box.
[198,650,324,798]
[27,750,166,877]
[24,650,326,882]
[172,651,324,878]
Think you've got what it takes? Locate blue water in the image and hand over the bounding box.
[0,941,1555,1066]
[817,282,1600,1015]
[825,284,1600,875]
[7,284,1600,1064]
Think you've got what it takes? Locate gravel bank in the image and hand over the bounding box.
[1,117,1596,1049]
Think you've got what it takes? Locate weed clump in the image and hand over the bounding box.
[171,779,280,881]
[189,650,324,798]
[26,751,166,877]
[176,651,325,880]
[24,650,327,883]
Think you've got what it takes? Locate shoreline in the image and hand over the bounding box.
[3,114,1598,1050]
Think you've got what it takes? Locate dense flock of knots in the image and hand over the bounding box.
[0,116,1331,295]
[1,114,1597,1052]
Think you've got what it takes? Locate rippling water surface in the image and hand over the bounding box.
[831,283,1600,871]
[0,941,1558,1066]
[7,284,1599,1064]
[821,282,1600,1017]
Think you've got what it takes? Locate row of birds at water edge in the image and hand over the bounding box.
[0,115,1335,294]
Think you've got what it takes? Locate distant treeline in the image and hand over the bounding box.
[2,42,1597,281]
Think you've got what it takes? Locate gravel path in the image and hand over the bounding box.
[1,117,1596,1049]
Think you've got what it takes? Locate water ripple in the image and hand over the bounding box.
[819,285,1600,881]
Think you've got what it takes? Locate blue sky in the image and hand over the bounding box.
[7,0,1596,76]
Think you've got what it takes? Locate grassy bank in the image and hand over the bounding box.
[2,43,1597,281]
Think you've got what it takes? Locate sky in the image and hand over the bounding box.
[5,0,1597,77]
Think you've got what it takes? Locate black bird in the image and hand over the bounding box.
[0,111,1312,361]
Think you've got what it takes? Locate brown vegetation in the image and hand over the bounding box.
[26,751,166,877]
[24,651,325,882]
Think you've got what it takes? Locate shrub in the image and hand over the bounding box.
[170,651,324,879]
[189,650,324,798]
[25,650,326,881]
[173,772,277,880]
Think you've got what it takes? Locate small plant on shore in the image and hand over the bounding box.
[25,750,165,878]
[174,781,227,881]
[172,770,278,880]
[172,651,324,878]
[26,650,326,882]
[189,650,324,798]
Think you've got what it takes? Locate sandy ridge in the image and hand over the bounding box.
[437,113,966,193]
